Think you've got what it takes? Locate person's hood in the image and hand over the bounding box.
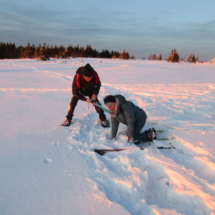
[114,94,126,114]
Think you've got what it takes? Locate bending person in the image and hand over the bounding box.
[62,63,109,127]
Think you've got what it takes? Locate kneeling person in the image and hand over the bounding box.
[103,94,156,143]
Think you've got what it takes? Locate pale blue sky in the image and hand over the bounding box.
[1,0,215,60]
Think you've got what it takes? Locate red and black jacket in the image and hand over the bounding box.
[72,67,101,101]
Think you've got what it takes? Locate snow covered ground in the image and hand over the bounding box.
[0,58,215,215]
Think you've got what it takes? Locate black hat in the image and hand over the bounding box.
[103,95,116,104]
[81,63,94,77]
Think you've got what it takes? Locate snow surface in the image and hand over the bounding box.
[0,58,215,215]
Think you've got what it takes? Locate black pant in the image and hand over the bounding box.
[133,115,151,142]
[66,96,106,121]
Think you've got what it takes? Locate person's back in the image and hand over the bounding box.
[115,94,146,122]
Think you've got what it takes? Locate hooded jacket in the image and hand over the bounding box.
[111,94,147,138]
[72,66,101,101]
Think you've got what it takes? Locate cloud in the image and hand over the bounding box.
[1,0,215,60]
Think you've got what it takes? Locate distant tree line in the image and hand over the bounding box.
[148,54,162,61]
[147,49,205,63]
[1,42,209,63]
[147,50,179,62]
[0,42,122,59]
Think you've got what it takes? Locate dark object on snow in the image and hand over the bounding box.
[38,55,50,61]
[94,146,172,155]
[45,55,50,60]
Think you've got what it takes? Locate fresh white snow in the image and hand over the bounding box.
[0,58,215,215]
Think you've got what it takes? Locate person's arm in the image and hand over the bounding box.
[122,103,135,138]
[111,117,119,138]
[72,74,87,101]
[93,72,101,95]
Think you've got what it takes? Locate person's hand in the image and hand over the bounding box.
[91,94,97,101]
[128,137,134,143]
[86,99,92,104]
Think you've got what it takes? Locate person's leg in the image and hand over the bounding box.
[133,115,146,137]
[133,115,152,143]
[66,96,79,121]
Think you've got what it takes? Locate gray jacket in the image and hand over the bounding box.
[111,94,147,138]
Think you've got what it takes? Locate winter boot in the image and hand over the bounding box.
[101,120,109,128]
[143,128,156,134]
[133,140,141,145]
[148,129,157,141]
[62,119,71,126]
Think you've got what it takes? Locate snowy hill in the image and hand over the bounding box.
[0,58,215,215]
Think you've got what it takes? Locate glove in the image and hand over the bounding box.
[128,137,134,143]
[86,99,92,104]
[91,94,97,101]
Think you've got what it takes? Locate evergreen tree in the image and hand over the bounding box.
[148,54,157,60]
[157,53,162,61]
[58,45,65,57]
[99,49,111,58]
[66,45,74,57]
[187,54,196,63]
[112,51,120,59]
[118,50,130,59]
[166,49,179,62]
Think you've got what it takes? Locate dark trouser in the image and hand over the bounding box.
[66,96,106,121]
[133,115,151,142]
